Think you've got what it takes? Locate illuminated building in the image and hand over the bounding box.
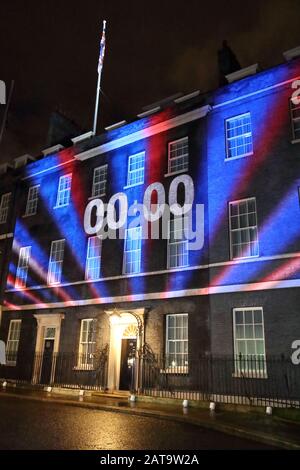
[0,51,300,395]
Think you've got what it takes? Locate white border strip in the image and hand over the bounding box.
[75,106,211,161]
[5,251,300,293]
[3,278,300,311]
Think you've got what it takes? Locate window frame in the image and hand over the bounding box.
[85,236,102,281]
[0,192,11,224]
[123,226,142,275]
[225,112,253,161]
[15,246,31,289]
[165,313,188,372]
[167,216,189,269]
[91,164,108,198]
[233,307,267,378]
[55,173,72,208]
[24,184,40,217]
[77,319,97,369]
[290,96,300,143]
[229,197,259,260]
[167,136,189,175]
[125,152,145,188]
[6,319,22,366]
[47,239,65,285]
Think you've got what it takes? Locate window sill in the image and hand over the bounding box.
[231,254,260,261]
[164,169,188,178]
[291,138,300,145]
[53,204,69,209]
[123,182,144,190]
[232,372,268,379]
[5,362,17,367]
[160,367,189,375]
[88,194,106,201]
[225,152,253,162]
[22,213,37,218]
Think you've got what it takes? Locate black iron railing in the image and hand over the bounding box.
[1,352,300,407]
[0,348,109,391]
[141,354,300,408]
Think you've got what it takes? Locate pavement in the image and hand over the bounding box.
[0,384,299,450]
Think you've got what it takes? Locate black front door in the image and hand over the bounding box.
[119,338,137,390]
[40,339,55,385]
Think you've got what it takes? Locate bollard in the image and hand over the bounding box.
[209,402,216,411]
[266,406,272,416]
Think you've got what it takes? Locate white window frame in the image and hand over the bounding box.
[47,239,65,285]
[91,164,108,198]
[24,185,40,216]
[167,137,189,175]
[15,246,31,289]
[165,313,188,372]
[233,307,267,378]
[290,97,300,143]
[0,192,11,224]
[6,320,22,366]
[126,152,145,188]
[229,197,259,260]
[85,236,102,280]
[167,216,189,269]
[77,319,96,369]
[225,113,253,160]
[123,226,142,274]
[55,173,72,208]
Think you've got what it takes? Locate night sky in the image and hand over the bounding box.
[0,0,300,163]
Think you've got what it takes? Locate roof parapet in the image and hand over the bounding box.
[226,64,259,83]
[71,131,94,145]
[13,154,35,169]
[42,144,64,156]
[283,46,300,62]
[104,120,127,131]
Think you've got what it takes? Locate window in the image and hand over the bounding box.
[25,185,39,216]
[0,192,11,224]
[168,216,189,268]
[6,320,22,365]
[78,319,96,368]
[123,226,142,274]
[47,239,65,285]
[225,113,253,160]
[229,198,259,259]
[233,307,266,376]
[55,174,72,207]
[15,246,31,289]
[166,314,188,368]
[85,236,102,280]
[127,152,145,187]
[291,98,300,141]
[92,165,107,197]
[168,137,189,174]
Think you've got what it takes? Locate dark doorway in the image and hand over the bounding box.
[40,339,55,385]
[119,338,137,390]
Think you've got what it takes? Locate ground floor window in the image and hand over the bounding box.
[78,319,97,368]
[233,307,266,376]
[166,313,188,369]
[6,320,22,365]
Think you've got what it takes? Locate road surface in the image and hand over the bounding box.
[0,395,276,450]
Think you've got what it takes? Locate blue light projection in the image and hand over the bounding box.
[4,60,300,309]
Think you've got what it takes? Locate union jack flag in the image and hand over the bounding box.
[98,20,107,74]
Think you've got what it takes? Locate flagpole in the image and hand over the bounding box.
[93,20,106,135]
